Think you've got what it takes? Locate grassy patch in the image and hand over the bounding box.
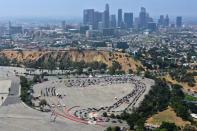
[185,94,197,101]
[162,75,197,93]
[146,107,191,128]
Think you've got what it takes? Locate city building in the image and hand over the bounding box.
[164,15,170,27]
[176,16,182,28]
[83,9,95,27]
[158,15,170,27]
[118,9,123,28]
[102,28,115,36]
[170,23,176,28]
[61,20,66,30]
[94,11,103,29]
[103,4,110,28]
[110,15,116,28]
[9,22,23,35]
[139,7,147,29]
[80,25,89,34]
[98,21,104,30]
[86,30,102,38]
[147,22,157,32]
[158,15,165,27]
[124,12,133,29]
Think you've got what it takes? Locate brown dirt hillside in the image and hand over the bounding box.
[0,50,143,73]
[146,107,191,128]
[162,75,197,93]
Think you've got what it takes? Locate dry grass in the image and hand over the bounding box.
[146,107,191,128]
[162,75,197,93]
[0,50,143,73]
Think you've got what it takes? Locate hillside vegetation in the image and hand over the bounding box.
[162,74,197,93]
[0,50,142,73]
[146,107,191,128]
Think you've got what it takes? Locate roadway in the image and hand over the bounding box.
[2,77,21,106]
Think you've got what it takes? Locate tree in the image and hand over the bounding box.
[108,67,115,75]
[110,113,116,119]
[20,76,32,106]
[76,66,83,75]
[154,129,167,131]
[105,126,121,131]
[33,75,41,83]
[120,79,171,129]
[170,84,190,120]
[103,112,108,117]
[159,122,179,131]
[112,61,122,71]
[128,69,133,74]
[183,124,197,131]
[43,56,56,73]
[39,99,47,106]
[106,127,112,131]
[39,99,48,111]
[112,126,121,131]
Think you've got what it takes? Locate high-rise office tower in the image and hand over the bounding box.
[146,13,153,23]
[8,21,23,34]
[164,15,170,27]
[158,15,165,26]
[61,20,66,30]
[118,9,123,28]
[9,21,12,29]
[83,9,94,26]
[141,7,146,12]
[139,7,147,29]
[134,17,139,28]
[110,15,116,28]
[98,21,104,30]
[103,4,110,28]
[94,11,103,29]
[124,12,133,29]
[147,22,157,32]
[176,16,182,28]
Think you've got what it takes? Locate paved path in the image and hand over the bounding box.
[0,103,103,131]
[0,80,11,106]
[2,77,21,106]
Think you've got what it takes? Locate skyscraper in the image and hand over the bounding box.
[158,15,170,27]
[139,7,147,29]
[164,15,170,27]
[98,21,104,30]
[103,4,110,28]
[94,11,103,29]
[110,14,116,28]
[118,9,123,28]
[124,12,133,29]
[147,22,157,32]
[61,20,66,30]
[83,9,94,27]
[158,15,164,27]
[9,21,23,34]
[176,16,182,28]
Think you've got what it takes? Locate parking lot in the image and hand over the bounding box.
[32,75,154,126]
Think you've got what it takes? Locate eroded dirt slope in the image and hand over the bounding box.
[0,50,143,72]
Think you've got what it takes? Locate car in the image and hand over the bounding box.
[112,120,117,123]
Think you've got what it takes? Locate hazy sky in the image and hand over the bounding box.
[0,0,196,18]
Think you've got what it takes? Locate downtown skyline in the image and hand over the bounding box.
[0,0,196,18]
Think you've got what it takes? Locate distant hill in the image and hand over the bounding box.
[0,50,143,73]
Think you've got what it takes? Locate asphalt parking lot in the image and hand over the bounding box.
[32,75,154,127]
